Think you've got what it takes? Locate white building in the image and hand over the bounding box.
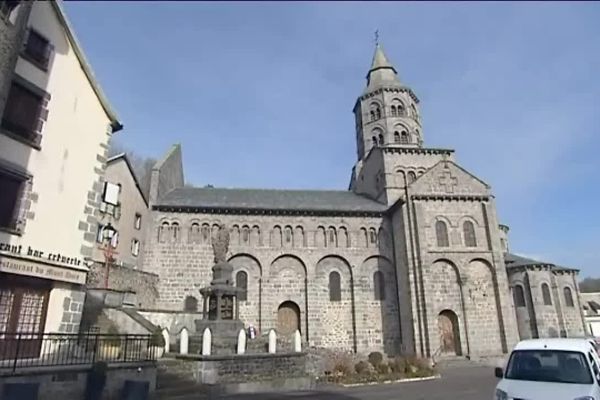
[0,0,122,349]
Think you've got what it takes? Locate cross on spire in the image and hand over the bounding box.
[374,29,379,45]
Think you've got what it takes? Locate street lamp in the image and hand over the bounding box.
[100,223,117,289]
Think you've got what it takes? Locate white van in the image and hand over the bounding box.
[495,338,600,400]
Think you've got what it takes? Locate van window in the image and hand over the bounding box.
[589,352,600,382]
[506,350,593,384]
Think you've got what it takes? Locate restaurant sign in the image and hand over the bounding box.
[0,255,87,285]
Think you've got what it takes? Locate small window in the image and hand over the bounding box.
[394,131,400,143]
[23,29,52,70]
[542,283,552,306]
[329,271,341,301]
[407,171,417,184]
[1,80,43,144]
[102,182,120,206]
[513,285,526,307]
[201,224,210,242]
[0,169,25,231]
[564,287,575,307]
[375,108,381,119]
[236,271,248,302]
[131,239,140,257]
[134,213,142,230]
[374,271,385,301]
[285,227,292,243]
[369,228,377,244]
[370,111,375,121]
[372,136,377,147]
[242,226,250,243]
[171,222,180,242]
[328,228,336,245]
[435,220,449,247]
[463,221,477,247]
[391,105,397,117]
[378,134,384,145]
[400,131,409,144]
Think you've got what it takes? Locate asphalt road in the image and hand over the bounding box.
[221,365,498,400]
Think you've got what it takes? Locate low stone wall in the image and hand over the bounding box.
[0,362,156,400]
[170,352,313,394]
[87,262,159,309]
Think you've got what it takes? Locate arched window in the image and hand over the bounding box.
[463,221,477,247]
[391,105,397,117]
[236,271,248,302]
[171,222,180,242]
[329,271,341,301]
[360,227,368,247]
[564,287,574,307]
[541,283,552,305]
[513,285,526,307]
[271,226,282,248]
[374,271,385,301]
[339,227,349,248]
[375,107,381,120]
[184,296,198,312]
[189,223,201,243]
[400,131,409,144]
[378,134,384,145]
[284,226,293,245]
[158,222,169,243]
[397,103,405,115]
[328,227,337,246]
[370,110,375,121]
[407,171,417,184]
[394,131,400,143]
[242,226,250,244]
[372,136,377,147]
[294,226,305,247]
[369,228,377,245]
[251,225,261,246]
[435,220,449,247]
[316,226,326,248]
[201,224,210,242]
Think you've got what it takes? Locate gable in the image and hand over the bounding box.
[408,160,491,198]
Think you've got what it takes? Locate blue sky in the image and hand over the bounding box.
[64,1,600,277]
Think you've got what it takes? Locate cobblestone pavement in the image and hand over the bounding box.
[220,365,498,400]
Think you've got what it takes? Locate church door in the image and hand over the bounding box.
[437,310,461,356]
[277,301,300,335]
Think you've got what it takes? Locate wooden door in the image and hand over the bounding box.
[277,301,300,335]
[438,310,459,355]
[0,277,50,360]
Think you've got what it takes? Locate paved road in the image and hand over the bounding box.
[221,365,498,400]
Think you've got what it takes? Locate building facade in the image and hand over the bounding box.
[91,153,149,270]
[139,45,586,358]
[0,0,121,343]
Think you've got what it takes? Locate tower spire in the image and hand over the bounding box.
[365,40,400,89]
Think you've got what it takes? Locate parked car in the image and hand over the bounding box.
[494,338,600,400]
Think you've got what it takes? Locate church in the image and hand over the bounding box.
[139,44,586,358]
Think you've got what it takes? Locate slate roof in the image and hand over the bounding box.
[156,187,387,214]
[504,253,576,272]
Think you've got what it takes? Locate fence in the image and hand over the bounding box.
[0,332,157,374]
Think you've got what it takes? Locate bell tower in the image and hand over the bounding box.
[353,43,423,161]
[350,43,454,205]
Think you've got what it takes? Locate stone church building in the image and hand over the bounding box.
[139,45,586,358]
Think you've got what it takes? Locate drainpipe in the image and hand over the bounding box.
[350,274,358,353]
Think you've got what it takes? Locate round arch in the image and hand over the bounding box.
[271,254,307,277]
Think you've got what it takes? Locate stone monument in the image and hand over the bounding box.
[195,224,245,346]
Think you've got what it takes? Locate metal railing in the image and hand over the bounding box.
[0,332,158,374]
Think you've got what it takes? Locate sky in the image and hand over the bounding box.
[64,1,600,277]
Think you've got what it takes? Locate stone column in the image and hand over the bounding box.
[216,294,222,320]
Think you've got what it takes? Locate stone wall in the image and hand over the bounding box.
[149,144,184,205]
[142,210,402,355]
[87,261,159,309]
[0,362,156,400]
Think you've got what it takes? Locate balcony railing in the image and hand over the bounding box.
[0,332,158,374]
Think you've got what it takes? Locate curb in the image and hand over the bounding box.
[339,374,441,387]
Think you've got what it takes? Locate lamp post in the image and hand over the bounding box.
[100,222,117,289]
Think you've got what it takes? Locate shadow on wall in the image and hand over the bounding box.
[377,225,402,357]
